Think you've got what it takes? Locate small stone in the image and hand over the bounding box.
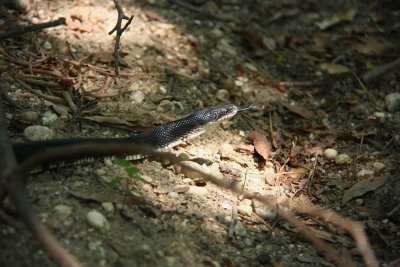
[177,152,190,161]
[335,154,350,165]
[54,204,72,217]
[20,111,38,122]
[86,210,109,230]
[323,148,338,160]
[129,91,145,103]
[356,169,374,177]
[102,202,114,213]
[234,222,247,237]
[219,143,234,158]
[43,40,52,50]
[237,204,253,216]
[373,162,385,171]
[216,89,230,102]
[167,192,179,198]
[23,125,56,141]
[142,184,152,192]
[187,186,208,196]
[252,199,277,220]
[95,168,106,176]
[355,199,364,205]
[41,111,58,125]
[385,93,400,112]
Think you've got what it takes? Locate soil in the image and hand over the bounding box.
[1,0,399,267]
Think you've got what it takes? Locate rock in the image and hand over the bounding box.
[142,184,152,192]
[54,204,72,217]
[323,148,338,160]
[41,111,58,125]
[23,125,55,141]
[157,99,174,112]
[129,91,145,103]
[101,202,114,213]
[237,203,253,216]
[216,89,230,102]
[20,111,38,123]
[43,40,52,50]
[167,192,179,198]
[86,210,109,230]
[335,154,350,165]
[234,222,247,237]
[187,186,208,196]
[219,143,234,158]
[373,162,385,171]
[385,93,400,112]
[356,169,374,177]
[252,199,277,220]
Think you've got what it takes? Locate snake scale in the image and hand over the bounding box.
[13,104,256,168]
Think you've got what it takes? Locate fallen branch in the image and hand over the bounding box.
[0,17,66,40]
[108,0,134,76]
[363,57,400,82]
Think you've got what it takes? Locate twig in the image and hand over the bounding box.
[11,143,378,267]
[14,78,64,104]
[363,57,400,82]
[0,102,81,267]
[108,0,134,76]
[0,18,66,40]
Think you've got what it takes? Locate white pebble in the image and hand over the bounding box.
[167,192,179,198]
[54,204,72,217]
[101,202,114,213]
[20,111,38,122]
[23,125,56,141]
[43,40,52,50]
[86,210,109,230]
[237,204,253,216]
[187,186,208,196]
[323,148,338,160]
[385,93,400,112]
[41,111,58,125]
[129,91,145,103]
[335,154,350,165]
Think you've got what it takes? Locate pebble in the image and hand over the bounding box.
[385,93,400,112]
[23,125,56,141]
[356,169,374,177]
[20,111,38,123]
[41,111,58,125]
[43,40,52,50]
[335,154,350,165]
[234,222,247,237]
[219,143,234,158]
[216,89,230,102]
[86,210,109,230]
[142,184,152,192]
[237,203,253,216]
[373,162,385,171]
[129,91,145,103]
[355,199,364,205]
[187,186,208,196]
[323,148,338,160]
[167,192,179,198]
[54,204,72,217]
[252,199,277,220]
[101,202,114,213]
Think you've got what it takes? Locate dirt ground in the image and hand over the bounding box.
[1,0,399,266]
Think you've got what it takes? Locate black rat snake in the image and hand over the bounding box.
[13,104,259,166]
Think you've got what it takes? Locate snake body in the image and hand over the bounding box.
[13,104,239,164]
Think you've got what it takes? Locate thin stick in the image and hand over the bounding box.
[0,18,66,40]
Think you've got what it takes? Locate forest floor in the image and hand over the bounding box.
[0,0,399,266]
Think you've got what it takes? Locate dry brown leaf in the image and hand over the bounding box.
[281,102,313,120]
[248,131,271,160]
[346,36,393,55]
[341,175,389,206]
[320,63,351,74]
[316,8,357,30]
[66,15,94,32]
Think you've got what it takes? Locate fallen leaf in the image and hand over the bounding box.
[281,102,313,119]
[346,36,393,55]
[316,8,357,30]
[83,115,134,127]
[248,131,271,160]
[341,175,389,206]
[66,15,93,32]
[320,63,351,74]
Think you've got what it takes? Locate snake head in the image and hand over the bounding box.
[193,104,238,125]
